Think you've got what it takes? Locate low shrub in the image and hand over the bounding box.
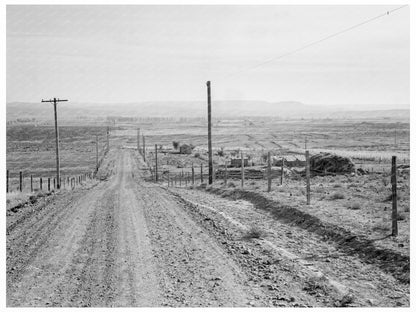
[303,276,330,296]
[338,293,356,307]
[348,202,361,210]
[397,212,406,221]
[329,192,345,200]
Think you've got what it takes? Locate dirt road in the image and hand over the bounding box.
[6,148,409,307]
[7,149,263,307]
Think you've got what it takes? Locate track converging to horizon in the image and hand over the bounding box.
[6,149,260,307]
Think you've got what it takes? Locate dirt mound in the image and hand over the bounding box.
[309,153,355,174]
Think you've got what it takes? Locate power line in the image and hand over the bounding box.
[221,5,408,79]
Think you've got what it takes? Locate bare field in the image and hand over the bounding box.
[6,125,110,192]
[115,117,410,161]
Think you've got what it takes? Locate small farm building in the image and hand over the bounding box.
[230,157,249,168]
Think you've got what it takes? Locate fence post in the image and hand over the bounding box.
[95,135,99,172]
[241,152,245,188]
[306,150,311,205]
[53,178,56,189]
[281,157,284,185]
[19,171,23,192]
[200,164,203,183]
[391,156,398,236]
[155,144,158,182]
[192,164,195,185]
[6,170,9,193]
[48,178,51,191]
[224,162,228,187]
[31,175,33,192]
[40,177,43,191]
[267,151,272,192]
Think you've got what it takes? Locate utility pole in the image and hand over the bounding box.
[137,128,140,153]
[306,150,311,205]
[42,97,68,189]
[142,135,146,162]
[207,81,213,184]
[267,151,272,192]
[391,156,398,236]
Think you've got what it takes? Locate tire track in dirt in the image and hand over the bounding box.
[7,149,161,307]
[6,181,115,306]
[131,152,268,307]
[6,186,101,303]
[167,186,409,307]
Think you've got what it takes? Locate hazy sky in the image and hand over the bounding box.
[7,5,409,108]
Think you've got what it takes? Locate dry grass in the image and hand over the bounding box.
[243,226,265,240]
[227,181,236,188]
[372,222,390,233]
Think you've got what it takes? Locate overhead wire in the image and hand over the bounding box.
[219,5,408,79]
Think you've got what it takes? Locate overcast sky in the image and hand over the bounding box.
[6,5,409,109]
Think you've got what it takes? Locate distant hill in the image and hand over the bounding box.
[6,101,409,121]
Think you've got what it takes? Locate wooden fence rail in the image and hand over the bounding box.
[6,169,99,194]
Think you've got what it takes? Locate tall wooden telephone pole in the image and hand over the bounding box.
[207,81,213,184]
[137,128,140,153]
[41,97,68,189]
